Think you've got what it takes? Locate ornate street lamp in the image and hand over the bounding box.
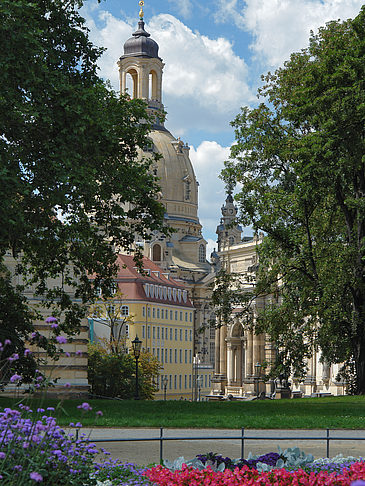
[162,375,168,401]
[255,362,261,397]
[132,335,142,400]
[197,375,202,402]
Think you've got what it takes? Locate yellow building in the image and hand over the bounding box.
[90,254,200,400]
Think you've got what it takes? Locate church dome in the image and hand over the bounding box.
[146,128,199,224]
[122,20,159,59]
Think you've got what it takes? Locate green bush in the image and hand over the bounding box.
[88,343,161,399]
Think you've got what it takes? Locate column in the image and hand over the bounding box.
[219,325,227,376]
[215,327,221,375]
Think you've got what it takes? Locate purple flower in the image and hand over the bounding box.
[30,471,43,482]
[0,452,5,459]
[45,316,57,323]
[8,353,19,362]
[65,351,71,357]
[64,382,71,388]
[56,336,67,344]
[24,348,31,357]
[75,350,82,356]
[46,407,55,411]
[51,322,58,329]
[77,402,92,412]
[96,410,103,417]
[4,339,11,345]
[10,374,22,383]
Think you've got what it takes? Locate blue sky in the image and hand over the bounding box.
[82,0,363,255]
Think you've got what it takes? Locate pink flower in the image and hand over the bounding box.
[56,336,67,344]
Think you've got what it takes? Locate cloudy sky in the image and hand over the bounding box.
[82,0,363,255]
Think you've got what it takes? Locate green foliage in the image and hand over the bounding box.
[87,343,161,400]
[221,7,365,391]
[0,0,166,362]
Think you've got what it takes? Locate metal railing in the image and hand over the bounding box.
[76,428,365,463]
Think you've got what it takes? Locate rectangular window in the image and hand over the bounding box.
[169,375,172,390]
[179,375,182,389]
[157,348,160,360]
[185,329,188,341]
[153,308,155,318]
[157,327,160,339]
[169,349,172,363]
[209,375,211,386]
[180,311,183,321]
[142,306,145,317]
[189,329,192,341]
[185,312,188,322]
[179,329,182,341]
[189,350,192,362]
[161,309,164,319]
[184,375,187,389]
[174,349,177,363]
[120,305,128,316]
[142,325,145,339]
[170,310,173,320]
[185,349,187,363]
[147,326,150,339]
[170,328,173,340]
[152,348,155,356]
[125,324,129,337]
[179,349,182,363]
[175,311,178,320]
[161,349,164,363]
[205,375,207,387]
[189,375,191,388]
[175,329,178,340]
[157,308,160,319]
[148,307,151,318]
[165,328,168,340]
[153,327,155,339]
[190,312,192,322]
[165,349,168,363]
[174,375,177,389]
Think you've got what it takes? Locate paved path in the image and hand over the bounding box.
[73,428,365,464]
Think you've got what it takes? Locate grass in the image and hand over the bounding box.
[1,395,365,429]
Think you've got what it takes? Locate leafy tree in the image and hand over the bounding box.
[87,342,161,399]
[89,291,134,354]
[222,7,365,392]
[0,0,166,369]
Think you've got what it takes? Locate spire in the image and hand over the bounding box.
[139,0,144,20]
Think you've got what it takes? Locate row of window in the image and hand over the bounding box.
[144,283,188,303]
[157,374,211,390]
[151,347,192,364]
[142,325,192,342]
[142,307,193,323]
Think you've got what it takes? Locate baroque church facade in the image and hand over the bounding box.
[118,8,216,392]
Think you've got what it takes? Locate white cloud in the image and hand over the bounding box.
[168,0,193,18]
[190,141,230,243]
[82,7,254,135]
[215,0,364,67]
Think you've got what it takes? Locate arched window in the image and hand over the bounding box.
[198,244,206,263]
[149,70,158,99]
[126,69,138,98]
[152,244,161,261]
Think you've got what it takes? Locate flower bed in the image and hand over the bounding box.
[144,462,365,486]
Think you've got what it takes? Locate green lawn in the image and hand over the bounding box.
[1,395,365,429]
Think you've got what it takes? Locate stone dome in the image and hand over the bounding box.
[122,20,159,59]
[146,128,199,225]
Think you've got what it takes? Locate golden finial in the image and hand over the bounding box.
[139,0,144,19]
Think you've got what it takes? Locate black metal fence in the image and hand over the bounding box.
[76,428,365,463]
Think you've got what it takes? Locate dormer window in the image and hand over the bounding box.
[199,244,206,263]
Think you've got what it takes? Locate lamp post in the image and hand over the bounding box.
[255,361,261,397]
[162,375,168,401]
[132,335,142,400]
[197,375,202,402]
